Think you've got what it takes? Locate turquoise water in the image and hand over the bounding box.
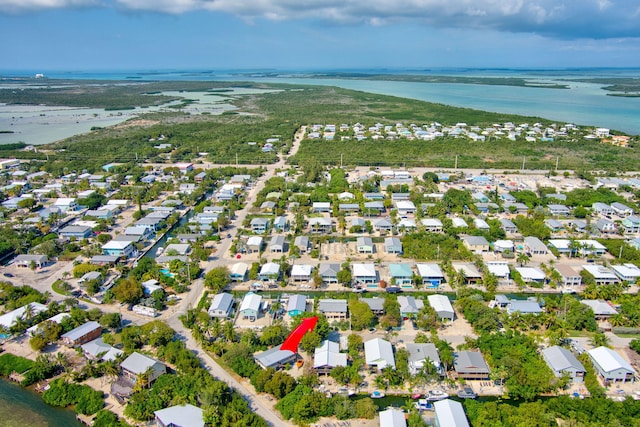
[160,269,174,277]
[0,379,82,427]
[1,68,639,135]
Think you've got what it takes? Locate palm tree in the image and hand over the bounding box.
[589,332,611,348]
[516,252,530,267]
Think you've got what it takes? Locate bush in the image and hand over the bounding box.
[0,353,33,376]
[42,379,104,415]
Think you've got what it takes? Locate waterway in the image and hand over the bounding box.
[0,379,82,427]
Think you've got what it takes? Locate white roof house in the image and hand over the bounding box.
[365,338,395,370]
[313,340,347,371]
[258,262,280,281]
[81,337,124,362]
[416,263,445,286]
[379,408,407,427]
[581,299,618,317]
[239,293,262,318]
[433,399,470,427]
[582,265,619,285]
[515,267,546,283]
[588,346,636,382]
[208,293,234,318]
[428,294,455,321]
[155,404,205,427]
[485,261,510,279]
[0,302,48,329]
[611,263,640,283]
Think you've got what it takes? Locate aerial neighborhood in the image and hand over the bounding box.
[0,120,639,427]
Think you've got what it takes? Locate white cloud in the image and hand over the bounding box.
[1,0,639,39]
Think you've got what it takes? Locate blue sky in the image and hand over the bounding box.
[1,0,640,71]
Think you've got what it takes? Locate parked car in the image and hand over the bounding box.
[386,286,402,294]
[3,272,14,277]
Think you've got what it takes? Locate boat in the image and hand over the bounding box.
[457,387,478,399]
[414,399,433,411]
[370,390,385,399]
[426,389,448,401]
[411,393,422,399]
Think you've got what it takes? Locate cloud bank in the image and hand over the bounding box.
[1,0,638,39]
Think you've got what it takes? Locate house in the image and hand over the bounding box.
[545,219,564,233]
[361,297,385,315]
[581,265,618,285]
[309,217,333,233]
[273,216,288,232]
[507,299,543,315]
[542,346,586,383]
[373,218,393,233]
[364,201,386,215]
[269,235,286,253]
[581,299,618,318]
[396,200,416,215]
[14,254,49,268]
[61,321,102,347]
[81,337,123,362]
[208,293,234,318]
[406,343,442,375]
[612,263,640,284]
[250,217,270,234]
[433,399,470,427]
[53,197,78,212]
[365,338,395,370]
[548,204,570,216]
[523,236,548,255]
[291,264,313,282]
[493,240,514,253]
[389,263,414,287]
[254,345,297,370]
[135,216,163,231]
[595,218,615,234]
[102,240,135,258]
[621,216,640,234]
[352,263,378,286]
[27,313,70,337]
[428,295,455,321]
[230,263,248,282]
[486,261,510,281]
[0,302,48,330]
[385,237,403,255]
[416,263,445,287]
[318,299,348,320]
[319,263,341,284]
[246,236,263,254]
[258,262,280,281]
[120,352,166,385]
[421,218,443,232]
[339,203,360,213]
[454,351,490,379]
[287,294,307,316]
[85,209,113,220]
[125,226,153,240]
[379,409,406,427]
[461,235,490,253]
[313,340,347,374]
[357,237,375,254]
[588,346,636,382]
[398,296,424,317]
[239,292,262,321]
[592,202,613,216]
[451,217,468,228]
[555,265,582,287]
[500,218,518,234]
[294,235,310,254]
[451,262,483,284]
[611,202,633,217]
[164,243,190,256]
[155,404,205,427]
[515,267,546,284]
[58,225,93,239]
[312,202,331,213]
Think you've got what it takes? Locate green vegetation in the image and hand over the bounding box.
[0,353,34,376]
[42,379,104,415]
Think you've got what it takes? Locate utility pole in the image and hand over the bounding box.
[454,155,458,170]
[235,152,238,167]
[555,156,559,172]
[521,156,526,173]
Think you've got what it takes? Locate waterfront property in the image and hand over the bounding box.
[155,404,205,427]
[542,346,586,383]
[60,321,102,347]
[433,399,470,427]
[453,351,490,380]
[587,347,637,383]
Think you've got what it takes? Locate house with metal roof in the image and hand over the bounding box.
[555,265,582,287]
[398,296,424,317]
[287,295,307,317]
[269,235,286,253]
[611,263,640,284]
[611,202,634,217]
[309,217,333,233]
[313,340,347,374]
[523,236,548,255]
[548,204,571,216]
[102,240,135,257]
[361,297,385,315]
[406,343,442,375]
[499,218,518,234]
[515,267,546,284]
[353,263,378,287]
[120,352,166,385]
[81,337,123,362]
[580,300,618,318]
[454,351,490,380]
[291,264,313,282]
[389,263,413,287]
[379,408,406,427]
[433,399,470,427]
[622,215,640,234]
[61,321,102,347]
[357,236,375,254]
[230,263,248,282]
[208,293,234,318]
[365,338,395,370]
[416,263,445,287]
[58,225,93,239]
[587,346,636,382]
[246,236,263,253]
[239,293,262,321]
[461,235,490,253]
[254,345,296,370]
[294,235,310,254]
[421,218,443,232]
[318,299,348,321]
[428,295,455,321]
[592,202,614,216]
[14,254,49,269]
[250,217,270,234]
[506,299,543,315]
[155,404,205,427]
[542,346,585,383]
[451,262,483,285]
[581,265,618,285]
[385,237,403,255]
[258,262,281,281]
[319,263,341,284]
[0,302,48,330]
